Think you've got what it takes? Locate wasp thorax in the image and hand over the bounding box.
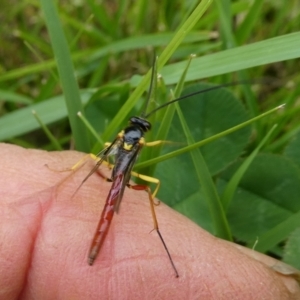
[124,125,143,144]
[129,116,151,132]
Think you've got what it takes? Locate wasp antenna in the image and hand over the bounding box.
[144,78,273,118]
[140,52,158,118]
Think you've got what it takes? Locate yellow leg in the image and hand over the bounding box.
[128,182,159,227]
[70,153,114,196]
[127,174,179,277]
[130,171,160,205]
[45,153,101,173]
[70,153,100,171]
[144,140,170,147]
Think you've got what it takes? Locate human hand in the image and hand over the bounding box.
[0,143,299,299]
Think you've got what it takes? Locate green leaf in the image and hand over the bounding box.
[154,83,250,221]
[221,125,277,211]
[175,99,231,239]
[219,153,300,244]
[284,131,300,170]
[253,211,300,253]
[153,83,251,177]
[283,227,300,270]
[173,189,214,233]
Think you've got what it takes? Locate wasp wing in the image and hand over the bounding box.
[77,137,122,189]
[113,143,142,213]
[88,171,125,264]
[89,153,138,263]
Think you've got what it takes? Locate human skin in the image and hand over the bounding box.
[0,143,299,299]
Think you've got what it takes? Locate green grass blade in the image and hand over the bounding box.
[0,31,211,83]
[0,91,92,141]
[0,90,32,105]
[144,54,196,175]
[176,102,232,240]
[236,0,264,44]
[215,0,236,49]
[102,0,213,141]
[161,32,300,84]
[136,105,284,169]
[32,110,62,150]
[253,211,300,253]
[40,0,89,152]
[77,111,104,146]
[221,124,277,211]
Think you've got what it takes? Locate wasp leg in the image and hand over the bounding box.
[144,140,168,147]
[130,171,160,205]
[127,174,179,277]
[69,140,114,172]
[75,155,114,189]
[144,140,182,149]
[69,152,114,197]
[45,153,101,173]
[95,169,112,182]
[70,153,101,170]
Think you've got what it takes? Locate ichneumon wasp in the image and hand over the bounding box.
[70,57,259,278]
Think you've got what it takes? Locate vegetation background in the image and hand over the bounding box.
[0,0,300,273]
